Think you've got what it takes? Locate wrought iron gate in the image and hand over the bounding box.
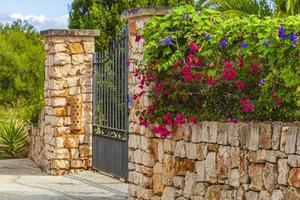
[92,26,129,180]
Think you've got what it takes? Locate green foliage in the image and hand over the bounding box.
[208,0,300,18]
[136,5,299,134]
[0,120,29,159]
[68,0,195,51]
[0,20,44,124]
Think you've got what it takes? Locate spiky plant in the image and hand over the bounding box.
[0,120,29,159]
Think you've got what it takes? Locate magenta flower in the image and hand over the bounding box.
[250,63,260,73]
[240,98,254,112]
[135,34,142,42]
[155,82,163,93]
[172,60,183,67]
[163,112,173,125]
[153,125,171,137]
[207,76,216,87]
[224,61,233,68]
[189,43,199,52]
[238,57,244,68]
[190,115,197,124]
[182,65,192,75]
[184,74,193,83]
[235,80,246,90]
[194,59,203,67]
[125,60,130,67]
[186,54,195,66]
[175,113,186,125]
[222,67,237,80]
[227,118,239,123]
[138,116,149,127]
[194,72,203,80]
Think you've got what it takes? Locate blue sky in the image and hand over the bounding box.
[0,0,73,30]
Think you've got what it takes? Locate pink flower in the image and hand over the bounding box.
[222,67,237,80]
[189,43,199,52]
[184,74,193,83]
[147,105,156,114]
[224,61,233,68]
[172,60,183,67]
[155,82,163,93]
[235,80,246,90]
[182,65,192,75]
[228,118,239,123]
[194,72,203,80]
[163,112,173,125]
[207,76,216,87]
[138,116,149,127]
[274,97,283,108]
[175,113,186,125]
[190,115,197,124]
[240,98,254,112]
[153,125,171,137]
[238,57,244,68]
[125,60,131,67]
[194,59,203,67]
[250,63,260,73]
[135,34,142,42]
[186,54,195,66]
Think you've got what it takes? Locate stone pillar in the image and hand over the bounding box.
[122,8,170,200]
[38,29,99,175]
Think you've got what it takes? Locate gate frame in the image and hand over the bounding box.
[92,26,129,180]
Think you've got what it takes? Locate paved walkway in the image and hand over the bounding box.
[0,159,127,200]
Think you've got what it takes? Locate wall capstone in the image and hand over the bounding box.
[29,29,99,175]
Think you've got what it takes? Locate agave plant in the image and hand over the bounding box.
[0,120,29,159]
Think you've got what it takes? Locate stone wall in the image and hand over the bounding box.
[29,29,99,175]
[123,7,300,200]
[128,122,300,200]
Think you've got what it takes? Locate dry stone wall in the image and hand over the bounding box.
[123,7,300,200]
[29,29,99,175]
[128,122,300,200]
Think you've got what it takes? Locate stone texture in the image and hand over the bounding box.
[288,168,300,188]
[278,159,290,186]
[30,29,97,175]
[249,163,265,191]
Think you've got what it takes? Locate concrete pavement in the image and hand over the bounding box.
[0,159,127,200]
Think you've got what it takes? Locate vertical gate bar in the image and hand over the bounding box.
[92,54,97,127]
[125,25,129,131]
[117,38,123,129]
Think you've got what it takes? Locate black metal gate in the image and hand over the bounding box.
[92,26,129,180]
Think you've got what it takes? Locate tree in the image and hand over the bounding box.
[205,0,299,18]
[0,20,44,123]
[68,0,195,51]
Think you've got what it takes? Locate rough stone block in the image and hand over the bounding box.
[278,159,290,186]
[259,123,272,149]
[249,163,265,191]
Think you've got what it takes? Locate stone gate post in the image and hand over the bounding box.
[30,29,99,175]
[122,8,170,200]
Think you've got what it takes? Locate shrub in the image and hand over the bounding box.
[134,5,300,137]
[0,120,29,159]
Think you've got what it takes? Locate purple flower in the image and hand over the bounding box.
[164,36,173,46]
[258,78,265,87]
[289,32,298,46]
[241,42,248,48]
[278,26,287,39]
[183,13,189,19]
[264,40,270,47]
[252,34,257,39]
[158,39,163,45]
[207,35,212,40]
[220,38,227,47]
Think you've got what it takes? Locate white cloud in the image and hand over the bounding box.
[0,12,69,30]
